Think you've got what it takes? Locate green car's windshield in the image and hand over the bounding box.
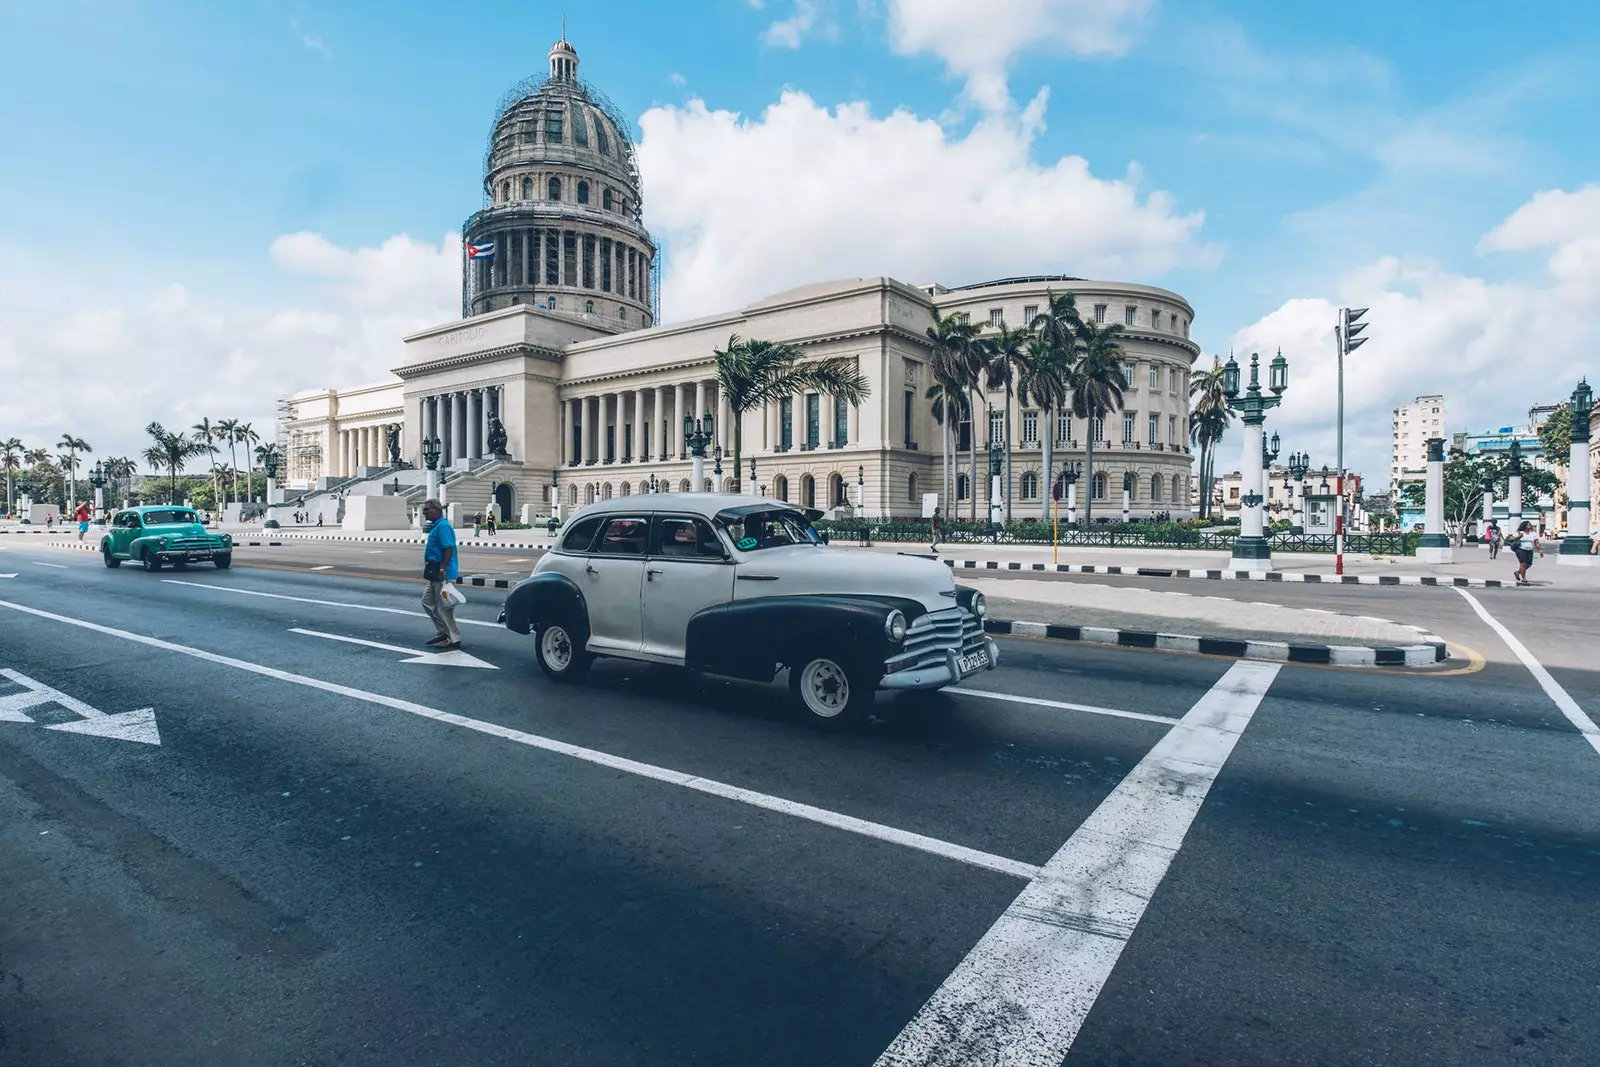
[719,510,821,551]
[143,510,199,525]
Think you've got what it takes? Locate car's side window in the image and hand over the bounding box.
[595,517,648,555]
[559,516,603,553]
[653,517,724,560]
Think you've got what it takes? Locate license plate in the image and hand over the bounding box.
[187,551,213,560]
[957,650,990,674]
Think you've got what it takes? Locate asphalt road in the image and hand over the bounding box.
[0,537,1597,1065]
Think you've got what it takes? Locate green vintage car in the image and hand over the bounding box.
[101,506,233,571]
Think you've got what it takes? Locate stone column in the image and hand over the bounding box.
[1559,383,1594,565]
[656,385,671,459]
[1417,437,1453,563]
[454,393,468,465]
[676,383,689,456]
[573,398,585,465]
[847,400,859,446]
[587,395,599,463]
[634,390,646,462]
[694,381,708,437]
[470,390,483,458]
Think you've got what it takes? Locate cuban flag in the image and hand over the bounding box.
[466,241,495,260]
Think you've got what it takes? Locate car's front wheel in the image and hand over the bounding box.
[789,651,875,727]
[141,548,162,572]
[534,620,592,682]
[101,544,121,568]
[214,553,232,569]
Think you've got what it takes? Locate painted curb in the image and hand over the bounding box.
[983,617,1449,668]
[944,559,1506,588]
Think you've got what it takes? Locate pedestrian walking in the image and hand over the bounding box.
[45,513,54,531]
[1485,520,1502,560]
[1507,520,1542,584]
[315,513,323,528]
[74,501,90,540]
[472,511,482,538]
[486,511,497,536]
[929,506,942,553]
[420,498,462,650]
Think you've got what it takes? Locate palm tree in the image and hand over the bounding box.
[190,419,221,509]
[711,333,870,497]
[925,310,982,514]
[216,418,242,505]
[145,422,205,504]
[1,437,21,515]
[254,442,279,503]
[56,434,92,510]
[101,456,138,504]
[23,447,48,467]
[236,422,260,502]
[1069,319,1130,527]
[1188,356,1234,519]
[981,320,1033,522]
[1029,291,1084,521]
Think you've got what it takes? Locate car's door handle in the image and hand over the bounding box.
[737,574,780,581]
[585,563,598,575]
[646,567,662,579]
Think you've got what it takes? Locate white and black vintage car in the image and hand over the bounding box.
[500,494,999,724]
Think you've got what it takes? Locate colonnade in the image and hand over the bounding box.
[472,224,651,319]
[418,386,507,468]
[332,423,401,478]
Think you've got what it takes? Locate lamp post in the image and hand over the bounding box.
[422,435,442,504]
[987,442,1004,537]
[1121,471,1132,523]
[1506,438,1524,528]
[1559,378,1594,565]
[712,445,724,491]
[1222,349,1288,571]
[749,456,759,497]
[1061,461,1081,526]
[263,448,280,514]
[1286,451,1310,534]
[90,462,106,521]
[684,414,713,492]
[1481,473,1495,538]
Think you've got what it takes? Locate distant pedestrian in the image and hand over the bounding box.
[472,512,482,538]
[45,514,54,531]
[419,498,461,651]
[929,506,942,553]
[1507,520,1542,584]
[485,511,497,536]
[1485,520,1502,560]
[74,501,90,540]
[315,513,323,528]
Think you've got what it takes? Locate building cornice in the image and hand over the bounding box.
[393,343,564,379]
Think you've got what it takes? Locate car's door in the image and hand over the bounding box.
[111,512,138,555]
[640,515,737,662]
[578,515,648,654]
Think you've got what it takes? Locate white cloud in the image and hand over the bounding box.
[290,18,331,59]
[1224,187,1600,487]
[637,90,1214,321]
[0,234,459,463]
[885,0,1151,110]
[762,0,819,49]
[667,71,686,87]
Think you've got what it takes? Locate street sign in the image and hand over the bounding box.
[0,667,161,744]
[288,628,498,669]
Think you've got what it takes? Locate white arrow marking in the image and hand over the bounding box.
[0,667,162,744]
[0,573,17,580]
[287,628,498,669]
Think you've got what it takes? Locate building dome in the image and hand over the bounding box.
[462,36,658,327]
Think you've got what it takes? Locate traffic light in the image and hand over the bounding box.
[1340,307,1369,353]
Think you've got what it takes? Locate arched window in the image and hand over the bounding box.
[595,120,610,155]
[572,107,588,147]
[602,188,614,211]
[703,478,714,492]
[602,483,613,500]
[773,475,788,502]
[521,176,532,199]
[585,484,596,504]
[1093,472,1108,499]
[577,180,590,205]
[1150,474,1163,501]
[548,176,562,201]
[618,307,627,321]
[801,475,816,508]
[620,483,631,497]
[1020,472,1039,500]
[829,473,846,507]
[957,474,970,500]
[908,473,918,502]
[678,479,691,493]
[569,485,578,506]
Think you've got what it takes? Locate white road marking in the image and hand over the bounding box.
[0,667,160,744]
[1456,588,1600,757]
[309,565,335,571]
[950,687,1178,725]
[288,627,498,669]
[162,579,500,626]
[876,660,1281,1067]
[32,562,67,569]
[367,549,385,554]
[0,598,1038,880]
[0,573,16,580]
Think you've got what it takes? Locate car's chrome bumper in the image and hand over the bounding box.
[878,637,1000,690]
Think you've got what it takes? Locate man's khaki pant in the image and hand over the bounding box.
[421,581,461,643]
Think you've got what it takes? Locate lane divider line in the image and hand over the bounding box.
[876,661,1281,1067]
[949,687,1179,725]
[161,579,501,627]
[0,597,1040,882]
[1455,588,1600,757]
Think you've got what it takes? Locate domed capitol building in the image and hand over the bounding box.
[282,35,1199,524]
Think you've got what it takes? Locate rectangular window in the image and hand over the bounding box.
[1170,367,1180,391]
[1057,411,1071,443]
[958,419,971,452]
[988,408,1003,445]
[600,238,613,291]
[605,425,615,463]
[1169,415,1177,444]
[1152,308,1162,327]
[1091,415,1104,442]
[562,231,578,288]
[1148,364,1159,389]
[780,397,793,451]
[642,423,650,459]
[805,394,820,449]
[623,425,632,462]
[1122,412,1135,444]
[546,111,563,144]
[988,308,1003,328]
[627,248,637,299]
[1022,410,1038,444]
[1125,305,1136,326]
[509,232,522,286]
[545,228,559,285]
[835,396,848,447]
[1093,304,1107,323]
[903,390,914,448]
[1022,304,1038,324]
[1148,413,1159,445]
[582,234,595,289]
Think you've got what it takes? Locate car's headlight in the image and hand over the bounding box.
[884,610,907,643]
[221,534,231,545]
[971,592,987,618]
[157,537,167,548]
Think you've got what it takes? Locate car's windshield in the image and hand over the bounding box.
[142,510,199,525]
[719,510,821,551]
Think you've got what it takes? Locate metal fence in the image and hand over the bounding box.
[813,519,1420,556]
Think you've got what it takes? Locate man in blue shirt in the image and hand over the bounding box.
[420,499,461,649]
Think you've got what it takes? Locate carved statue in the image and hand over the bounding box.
[487,415,509,458]
[386,425,401,466]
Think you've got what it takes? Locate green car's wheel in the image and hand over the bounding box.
[102,544,121,569]
[141,548,163,573]
[213,553,232,570]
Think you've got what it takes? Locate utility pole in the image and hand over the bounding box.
[1334,307,1369,575]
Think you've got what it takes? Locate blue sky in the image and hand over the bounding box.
[2,0,1598,479]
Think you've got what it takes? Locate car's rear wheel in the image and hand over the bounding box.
[214,553,232,569]
[141,548,162,572]
[534,620,592,682]
[789,651,874,727]
[101,544,120,568]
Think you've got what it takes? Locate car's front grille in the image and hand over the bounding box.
[895,606,985,671]
[165,537,216,551]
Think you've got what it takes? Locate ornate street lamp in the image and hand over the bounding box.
[749,455,758,497]
[421,435,442,505]
[1559,378,1594,562]
[1222,349,1289,569]
[1506,438,1525,525]
[1121,470,1133,523]
[647,472,659,495]
[1286,450,1310,533]
[986,442,1004,534]
[90,462,106,521]
[684,414,713,491]
[1263,431,1281,468]
[1059,460,1082,526]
